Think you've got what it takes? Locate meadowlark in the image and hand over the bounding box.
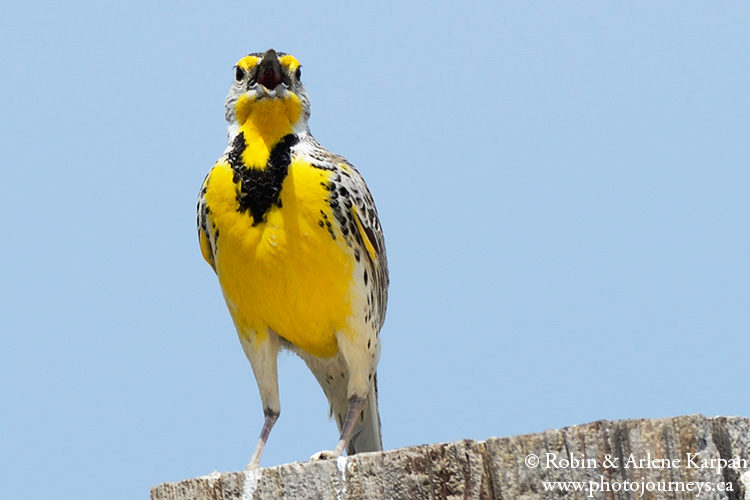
[197,49,388,468]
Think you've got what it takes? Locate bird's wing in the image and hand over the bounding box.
[297,137,389,330]
[197,169,217,272]
[334,159,389,330]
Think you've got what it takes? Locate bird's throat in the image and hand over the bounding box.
[234,95,302,168]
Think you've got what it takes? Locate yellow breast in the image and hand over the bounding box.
[204,158,354,358]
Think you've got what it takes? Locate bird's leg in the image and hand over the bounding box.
[310,395,366,461]
[238,331,281,470]
[333,395,367,457]
[247,408,279,469]
[310,330,372,460]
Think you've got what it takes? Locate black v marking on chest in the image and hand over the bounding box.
[229,132,300,225]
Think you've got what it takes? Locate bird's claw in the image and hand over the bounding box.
[310,450,337,461]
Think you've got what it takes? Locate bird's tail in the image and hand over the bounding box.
[347,373,382,454]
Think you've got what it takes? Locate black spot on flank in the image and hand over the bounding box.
[318,220,324,227]
[363,270,368,285]
[325,218,336,240]
[340,372,345,379]
[354,249,360,262]
[368,373,372,380]
[367,339,371,349]
[338,186,348,197]
[205,206,210,214]
[214,229,219,239]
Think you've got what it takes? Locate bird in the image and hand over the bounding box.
[197,49,388,468]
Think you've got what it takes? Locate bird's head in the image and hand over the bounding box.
[225,49,310,135]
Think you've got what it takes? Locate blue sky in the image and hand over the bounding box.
[2,2,749,498]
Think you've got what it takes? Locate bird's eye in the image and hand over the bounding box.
[235,66,245,82]
[295,67,302,81]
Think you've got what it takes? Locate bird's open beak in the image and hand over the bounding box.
[256,49,283,89]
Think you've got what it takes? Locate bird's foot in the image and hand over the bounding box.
[310,449,338,461]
